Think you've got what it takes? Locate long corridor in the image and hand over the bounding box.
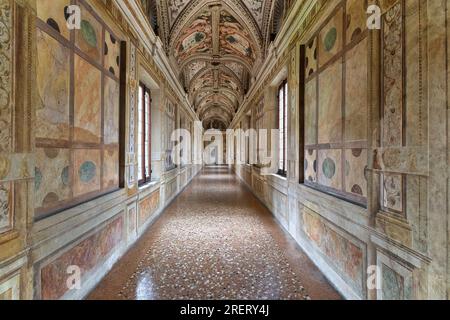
[88,167,341,300]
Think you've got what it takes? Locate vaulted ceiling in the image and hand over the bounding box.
[155,0,281,130]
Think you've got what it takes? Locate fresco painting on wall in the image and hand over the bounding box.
[345,38,368,142]
[138,191,160,227]
[304,150,317,183]
[318,60,342,144]
[378,254,414,301]
[36,0,71,39]
[318,7,343,67]
[303,1,368,205]
[104,76,120,145]
[104,30,121,78]
[36,29,71,142]
[35,0,123,218]
[128,206,137,236]
[345,149,368,197]
[381,264,405,300]
[40,216,124,300]
[377,1,405,217]
[75,4,102,63]
[35,148,71,212]
[304,80,317,145]
[73,149,101,197]
[0,0,12,155]
[382,174,403,213]
[346,0,366,43]
[382,2,403,148]
[74,55,102,144]
[305,37,317,77]
[0,182,11,232]
[103,147,120,190]
[318,149,342,190]
[302,207,364,293]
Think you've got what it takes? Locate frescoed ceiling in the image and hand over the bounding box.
[167,0,191,27]
[155,0,278,129]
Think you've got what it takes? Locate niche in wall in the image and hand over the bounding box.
[35,0,125,219]
[301,0,368,206]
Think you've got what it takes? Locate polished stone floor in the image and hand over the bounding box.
[88,166,341,300]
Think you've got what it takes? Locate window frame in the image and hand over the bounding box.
[277,79,288,177]
[138,82,152,186]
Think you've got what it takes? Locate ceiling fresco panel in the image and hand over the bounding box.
[242,0,265,28]
[185,60,207,82]
[174,11,212,65]
[219,10,256,65]
[168,0,191,26]
[224,61,245,79]
[220,72,241,92]
[190,70,214,95]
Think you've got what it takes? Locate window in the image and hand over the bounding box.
[138,83,152,185]
[278,80,288,176]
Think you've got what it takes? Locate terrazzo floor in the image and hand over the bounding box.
[88,166,341,300]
